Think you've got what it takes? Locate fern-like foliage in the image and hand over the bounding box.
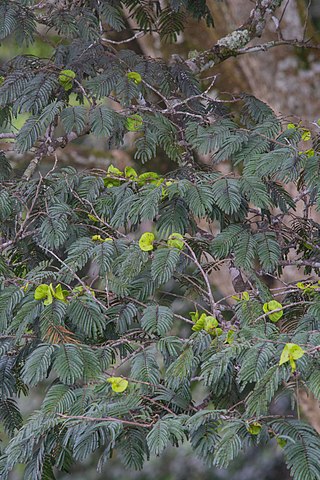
[0,2,319,480]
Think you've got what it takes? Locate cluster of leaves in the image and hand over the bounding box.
[0,154,318,478]
[0,0,213,45]
[0,2,319,480]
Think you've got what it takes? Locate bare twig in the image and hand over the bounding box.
[57,413,154,428]
[303,0,312,41]
[101,32,145,45]
[184,241,217,315]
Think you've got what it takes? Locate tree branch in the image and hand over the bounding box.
[0,133,17,139]
[237,39,320,55]
[186,0,284,73]
[280,259,320,269]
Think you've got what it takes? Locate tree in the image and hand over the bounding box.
[0,1,320,479]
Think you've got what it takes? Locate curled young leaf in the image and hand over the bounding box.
[54,284,68,302]
[127,71,142,84]
[34,284,50,300]
[279,343,305,372]
[263,300,283,323]
[225,328,235,345]
[139,232,155,252]
[107,164,123,176]
[192,314,221,336]
[125,166,138,180]
[167,233,184,250]
[34,283,67,305]
[107,377,129,393]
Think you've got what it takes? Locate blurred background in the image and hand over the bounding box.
[1,1,320,478]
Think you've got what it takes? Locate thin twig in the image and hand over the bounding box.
[57,413,154,428]
[101,32,145,45]
[184,241,217,314]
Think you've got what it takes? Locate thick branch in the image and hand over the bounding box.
[0,133,17,140]
[186,0,284,73]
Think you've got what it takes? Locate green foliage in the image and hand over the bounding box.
[16,100,63,152]
[0,2,319,480]
[141,305,174,336]
[271,421,320,480]
[151,248,181,285]
[22,344,56,387]
[90,105,116,137]
[61,105,87,134]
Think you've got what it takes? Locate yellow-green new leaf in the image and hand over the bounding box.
[126,114,143,132]
[92,235,103,241]
[167,233,184,250]
[107,377,129,393]
[203,316,219,334]
[43,286,53,306]
[305,148,315,157]
[127,71,142,84]
[301,129,311,141]
[104,165,123,187]
[125,166,138,180]
[92,235,112,242]
[190,311,200,322]
[279,343,305,372]
[139,232,155,252]
[34,284,50,300]
[247,422,262,435]
[225,329,235,345]
[107,164,123,176]
[276,437,287,448]
[242,291,250,301]
[35,283,67,305]
[138,172,160,186]
[192,314,221,336]
[88,214,99,223]
[263,300,283,322]
[192,313,207,331]
[53,284,68,302]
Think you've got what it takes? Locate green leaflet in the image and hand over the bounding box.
[141,305,173,336]
[34,283,68,306]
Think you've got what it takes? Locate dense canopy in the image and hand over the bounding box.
[0,1,320,479]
